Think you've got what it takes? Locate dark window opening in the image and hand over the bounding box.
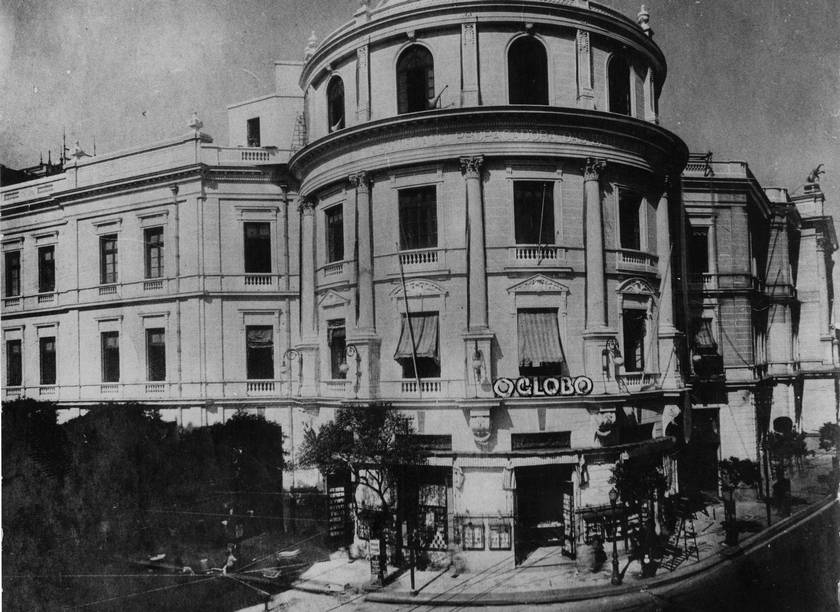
[144,227,164,279]
[328,319,346,379]
[689,229,709,274]
[608,55,631,115]
[398,186,437,250]
[39,336,56,385]
[101,331,120,382]
[622,309,646,372]
[327,76,345,131]
[517,309,569,377]
[246,325,274,379]
[247,117,261,147]
[38,246,55,293]
[100,235,118,284]
[325,205,344,263]
[619,191,642,250]
[244,222,271,273]
[397,45,435,114]
[508,37,549,105]
[146,328,166,381]
[6,339,21,386]
[5,251,20,297]
[514,181,554,244]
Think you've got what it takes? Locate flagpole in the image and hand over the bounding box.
[396,242,422,396]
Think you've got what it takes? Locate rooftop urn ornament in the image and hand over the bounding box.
[188,112,203,136]
[637,5,652,37]
[304,31,318,61]
[806,163,825,184]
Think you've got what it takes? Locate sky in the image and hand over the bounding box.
[1,0,838,210]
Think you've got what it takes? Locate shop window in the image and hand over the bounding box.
[397,45,435,114]
[325,205,344,263]
[689,229,709,274]
[100,235,118,284]
[39,336,56,385]
[394,312,440,379]
[144,227,164,279]
[508,36,548,105]
[244,222,271,273]
[619,191,642,250]
[146,328,166,381]
[517,309,569,376]
[608,55,631,115]
[398,186,437,250]
[514,181,554,244]
[489,519,512,550]
[6,339,22,386]
[246,325,274,379]
[622,309,646,372]
[461,519,485,551]
[247,117,261,147]
[5,251,20,296]
[101,331,120,382]
[38,246,55,293]
[327,76,345,131]
[328,319,346,379]
[416,483,448,550]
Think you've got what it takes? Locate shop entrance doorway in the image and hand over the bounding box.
[513,464,575,565]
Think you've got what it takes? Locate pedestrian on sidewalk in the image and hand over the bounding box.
[449,535,466,578]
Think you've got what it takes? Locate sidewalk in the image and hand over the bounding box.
[259,452,838,610]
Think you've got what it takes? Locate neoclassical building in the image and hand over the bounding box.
[2,0,835,570]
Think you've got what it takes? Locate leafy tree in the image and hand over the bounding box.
[298,403,425,580]
[818,422,840,451]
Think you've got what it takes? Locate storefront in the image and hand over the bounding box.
[513,464,576,564]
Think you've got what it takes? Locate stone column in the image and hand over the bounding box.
[656,177,683,388]
[461,156,488,330]
[584,158,607,330]
[350,172,375,333]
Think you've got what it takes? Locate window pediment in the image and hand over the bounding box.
[506,274,569,295]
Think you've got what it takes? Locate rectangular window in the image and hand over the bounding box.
[5,251,20,297]
[146,328,166,381]
[39,336,56,385]
[398,186,437,250]
[246,325,274,379]
[244,222,271,273]
[514,181,554,245]
[6,339,22,386]
[100,235,118,284]
[101,331,120,382]
[38,246,55,293]
[247,117,261,147]
[488,520,512,550]
[619,191,642,250]
[394,312,440,379]
[325,205,344,263]
[689,229,709,274]
[622,309,646,372]
[328,319,346,379]
[461,519,485,551]
[517,309,569,376]
[144,227,164,279]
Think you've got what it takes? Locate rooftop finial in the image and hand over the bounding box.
[304,31,318,61]
[638,5,652,37]
[71,140,90,160]
[188,111,203,135]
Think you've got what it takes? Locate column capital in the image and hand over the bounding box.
[583,157,607,181]
[460,155,484,178]
[297,197,316,216]
[349,171,370,190]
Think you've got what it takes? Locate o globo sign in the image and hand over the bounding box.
[492,376,594,398]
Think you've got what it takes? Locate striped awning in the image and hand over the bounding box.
[518,310,565,367]
[394,313,439,360]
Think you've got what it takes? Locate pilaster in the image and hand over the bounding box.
[576,30,595,109]
[298,197,317,343]
[356,44,371,121]
[350,172,376,334]
[461,21,480,106]
[461,155,489,331]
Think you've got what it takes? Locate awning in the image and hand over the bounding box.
[246,327,273,348]
[518,310,565,367]
[694,319,717,351]
[394,313,438,360]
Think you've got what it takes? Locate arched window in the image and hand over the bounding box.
[397,45,435,114]
[508,37,548,105]
[327,76,345,132]
[608,55,631,115]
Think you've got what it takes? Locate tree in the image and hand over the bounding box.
[818,422,840,452]
[298,403,425,582]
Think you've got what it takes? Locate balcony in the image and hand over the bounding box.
[509,245,565,265]
[100,383,120,394]
[145,382,166,393]
[246,380,276,395]
[4,386,22,399]
[143,279,166,291]
[38,385,57,397]
[318,260,349,285]
[3,296,20,309]
[99,284,118,296]
[400,379,443,395]
[399,248,440,268]
[36,292,56,305]
[244,273,274,287]
[323,379,349,397]
[616,372,660,392]
[615,249,658,272]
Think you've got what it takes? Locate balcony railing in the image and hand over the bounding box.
[616,372,660,392]
[100,383,120,394]
[400,379,443,394]
[322,262,344,277]
[323,379,348,396]
[399,248,439,267]
[510,245,563,263]
[99,284,118,296]
[145,383,166,393]
[38,385,57,397]
[246,380,276,394]
[4,386,22,398]
[143,279,165,291]
[616,250,658,270]
[244,274,273,287]
[3,296,20,308]
[37,292,56,304]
